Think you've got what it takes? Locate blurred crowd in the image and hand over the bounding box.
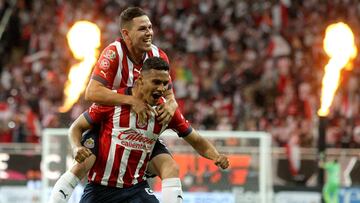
[1,0,360,148]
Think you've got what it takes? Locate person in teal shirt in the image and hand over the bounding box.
[320,159,340,203]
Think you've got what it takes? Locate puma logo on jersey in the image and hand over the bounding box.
[137,118,147,128]
[100,70,107,77]
[59,189,69,199]
[145,188,154,195]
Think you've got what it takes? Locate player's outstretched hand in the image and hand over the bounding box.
[73,146,92,163]
[131,97,156,124]
[215,154,229,169]
[156,101,176,125]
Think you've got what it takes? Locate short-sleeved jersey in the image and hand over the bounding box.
[91,38,171,90]
[83,89,192,188]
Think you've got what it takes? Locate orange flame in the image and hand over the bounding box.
[317,22,357,117]
[59,21,101,113]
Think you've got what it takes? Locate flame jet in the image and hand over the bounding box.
[59,21,101,113]
[318,22,357,116]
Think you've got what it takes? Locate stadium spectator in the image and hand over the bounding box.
[0,0,360,150]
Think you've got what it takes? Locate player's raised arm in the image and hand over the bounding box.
[183,129,229,169]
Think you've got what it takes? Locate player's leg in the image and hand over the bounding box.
[50,156,96,203]
[49,127,99,203]
[333,186,339,203]
[322,183,333,203]
[329,183,339,203]
[148,139,183,203]
[334,184,340,203]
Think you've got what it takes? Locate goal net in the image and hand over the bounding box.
[41,129,273,203]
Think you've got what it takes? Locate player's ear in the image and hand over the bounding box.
[121,29,129,40]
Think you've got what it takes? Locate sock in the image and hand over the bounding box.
[49,171,80,203]
[162,178,183,203]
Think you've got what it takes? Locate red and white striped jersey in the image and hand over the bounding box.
[83,93,192,188]
[91,38,171,90]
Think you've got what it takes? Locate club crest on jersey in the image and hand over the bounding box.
[100,59,110,70]
[84,138,95,149]
[104,50,116,61]
[137,118,148,128]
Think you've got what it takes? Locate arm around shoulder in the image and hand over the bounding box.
[85,79,134,106]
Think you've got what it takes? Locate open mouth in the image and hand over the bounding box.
[152,92,162,100]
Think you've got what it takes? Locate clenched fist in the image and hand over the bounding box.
[214,154,229,169]
[73,146,92,163]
